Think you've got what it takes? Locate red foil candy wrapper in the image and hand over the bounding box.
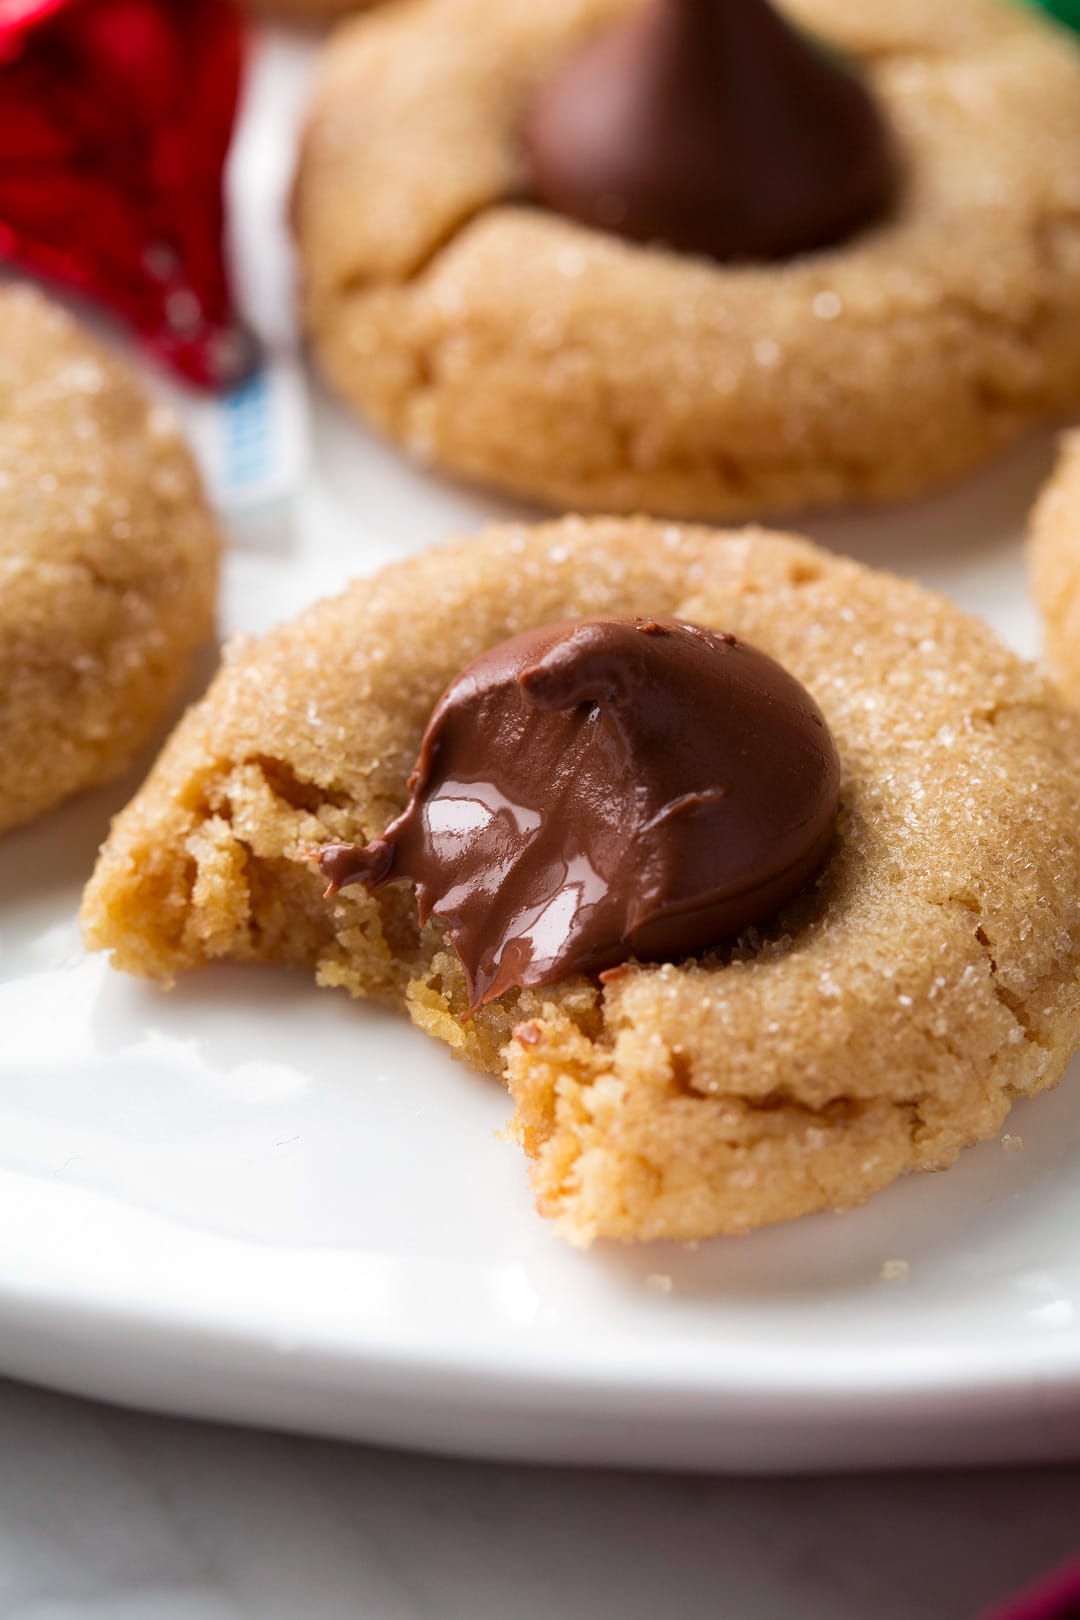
[0,0,256,388]
[985,1560,1080,1620]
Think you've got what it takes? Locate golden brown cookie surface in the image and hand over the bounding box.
[0,285,220,835]
[296,0,1080,521]
[1031,431,1080,704]
[82,517,1080,1244]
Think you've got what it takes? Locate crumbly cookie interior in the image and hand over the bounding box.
[82,519,1080,1243]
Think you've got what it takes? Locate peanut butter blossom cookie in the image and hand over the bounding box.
[1030,431,1080,704]
[83,518,1080,1245]
[295,0,1080,522]
[0,285,220,835]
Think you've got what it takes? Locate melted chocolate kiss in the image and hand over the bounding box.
[317,618,840,1010]
[524,0,897,263]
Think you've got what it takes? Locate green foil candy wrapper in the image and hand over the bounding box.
[1025,0,1080,30]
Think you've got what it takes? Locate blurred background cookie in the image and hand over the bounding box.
[0,285,221,835]
[295,0,1080,522]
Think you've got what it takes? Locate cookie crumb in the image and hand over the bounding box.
[880,1259,910,1283]
[1002,1133,1024,1153]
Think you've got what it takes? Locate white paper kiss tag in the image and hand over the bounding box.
[178,28,319,515]
[183,356,311,512]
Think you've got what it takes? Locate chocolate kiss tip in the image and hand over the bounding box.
[519,620,642,710]
[524,0,897,264]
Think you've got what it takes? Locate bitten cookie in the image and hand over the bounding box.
[82,518,1080,1245]
[1031,431,1080,705]
[295,0,1080,521]
[0,285,220,835]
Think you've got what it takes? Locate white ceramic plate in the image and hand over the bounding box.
[0,33,1078,1473]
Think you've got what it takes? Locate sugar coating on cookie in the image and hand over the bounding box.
[296,0,1080,521]
[82,518,1080,1245]
[0,285,220,835]
[1031,431,1080,705]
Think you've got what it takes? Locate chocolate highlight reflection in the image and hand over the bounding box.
[525,0,897,264]
[316,618,841,1010]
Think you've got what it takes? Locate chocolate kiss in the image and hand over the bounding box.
[524,0,897,263]
[316,618,841,1010]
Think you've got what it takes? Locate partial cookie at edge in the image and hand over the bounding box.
[0,284,220,835]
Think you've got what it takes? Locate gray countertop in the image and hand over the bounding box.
[0,1378,1076,1620]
